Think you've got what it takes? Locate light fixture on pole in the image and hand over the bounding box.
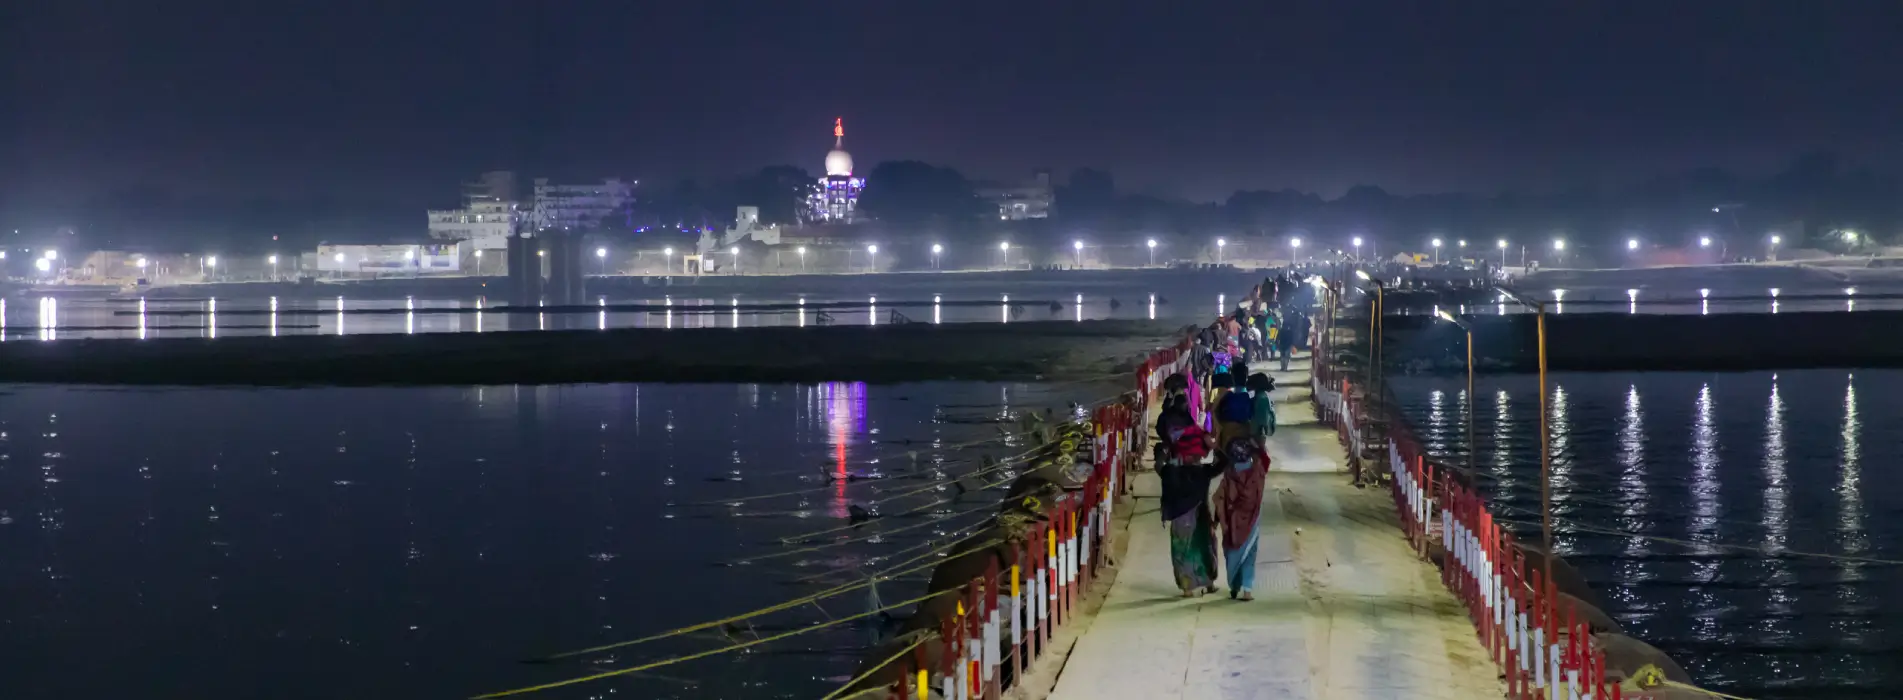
[1290,236,1303,262]
[730,245,740,274]
[473,249,484,276]
[663,246,675,275]
[1072,240,1083,267]
[595,246,607,275]
[1351,236,1364,259]
[268,254,279,281]
[794,245,805,272]
[1496,239,1508,268]
[1430,238,1442,264]
[1627,238,1639,251]
[1146,238,1157,266]
[867,243,878,272]
[1434,308,1476,480]
[931,243,942,269]
[998,241,1010,268]
[1699,236,1712,248]
[1215,237,1226,264]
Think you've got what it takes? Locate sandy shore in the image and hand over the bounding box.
[0,320,1188,386]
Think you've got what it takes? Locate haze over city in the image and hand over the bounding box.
[9,2,1902,231]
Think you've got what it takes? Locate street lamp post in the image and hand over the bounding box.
[1351,236,1363,261]
[1769,234,1782,261]
[998,241,1010,269]
[931,243,942,270]
[1497,239,1508,269]
[1146,238,1157,266]
[1553,238,1566,266]
[730,245,740,275]
[867,243,878,272]
[1290,236,1303,263]
[474,249,484,276]
[1215,237,1226,264]
[1431,238,1443,264]
[268,254,279,281]
[205,255,218,281]
[1496,287,1555,588]
[1354,269,1385,427]
[596,247,607,275]
[1435,309,1476,480]
[1072,240,1083,267]
[795,246,805,272]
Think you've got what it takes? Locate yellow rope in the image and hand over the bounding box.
[729,502,999,565]
[816,636,929,700]
[780,497,953,543]
[474,588,962,699]
[528,536,1003,663]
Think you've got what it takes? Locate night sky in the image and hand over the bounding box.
[10,1,1902,208]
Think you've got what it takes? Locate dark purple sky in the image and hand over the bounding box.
[9,1,1902,206]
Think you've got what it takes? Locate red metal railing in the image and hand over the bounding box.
[1307,318,1632,698]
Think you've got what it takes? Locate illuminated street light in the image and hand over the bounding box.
[1072,240,1084,266]
[136,257,148,269]
[1769,234,1782,245]
[1290,236,1303,262]
[730,245,740,275]
[333,252,345,263]
[1146,238,1158,266]
[1627,238,1639,250]
[595,246,608,275]
[44,249,57,260]
[1699,236,1712,248]
[867,243,878,272]
[1430,238,1442,264]
[268,254,278,281]
[1457,239,1467,249]
[1553,239,1566,250]
[998,240,1010,269]
[1215,237,1226,264]
[35,258,50,272]
[930,242,943,270]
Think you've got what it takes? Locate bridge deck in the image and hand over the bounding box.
[1046,357,1505,700]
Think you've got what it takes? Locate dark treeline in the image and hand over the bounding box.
[19,151,1901,258]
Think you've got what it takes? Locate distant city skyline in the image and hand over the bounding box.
[9,2,1903,213]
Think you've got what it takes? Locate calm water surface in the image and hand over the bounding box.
[1394,370,1903,699]
[0,381,1085,699]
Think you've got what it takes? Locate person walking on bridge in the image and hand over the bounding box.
[1155,421,1221,597]
[1213,425,1270,601]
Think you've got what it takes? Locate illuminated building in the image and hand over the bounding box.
[976,169,1054,220]
[808,118,864,223]
[531,177,635,231]
[427,171,520,250]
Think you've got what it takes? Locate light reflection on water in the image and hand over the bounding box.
[0,275,1258,341]
[0,380,1075,699]
[1395,370,1903,699]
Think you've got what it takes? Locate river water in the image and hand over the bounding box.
[0,380,1089,699]
[1392,370,1903,699]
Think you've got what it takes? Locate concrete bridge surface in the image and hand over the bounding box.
[1044,356,1505,700]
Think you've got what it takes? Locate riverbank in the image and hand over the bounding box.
[0,319,1185,385]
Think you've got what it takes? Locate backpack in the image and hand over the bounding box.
[1217,390,1254,424]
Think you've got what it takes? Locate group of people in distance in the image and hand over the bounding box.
[1152,276,1309,601]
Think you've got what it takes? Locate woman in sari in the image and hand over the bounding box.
[1213,425,1270,600]
[1156,422,1221,596]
